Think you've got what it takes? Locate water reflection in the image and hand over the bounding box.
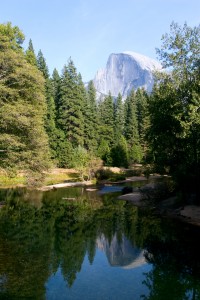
[97,233,146,268]
[0,186,200,299]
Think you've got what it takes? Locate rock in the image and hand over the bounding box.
[121,186,133,195]
[93,51,162,99]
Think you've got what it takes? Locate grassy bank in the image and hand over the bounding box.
[0,165,147,189]
[0,168,80,188]
[0,174,26,188]
[43,168,80,185]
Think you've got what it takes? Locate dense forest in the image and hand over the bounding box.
[0,22,199,202]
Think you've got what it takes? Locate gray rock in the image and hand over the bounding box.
[93,51,162,98]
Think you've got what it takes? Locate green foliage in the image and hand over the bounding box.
[0,23,51,182]
[124,90,143,163]
[95,168,126,182]
[0,22,24,51]
[3,20,199,189]
[25,39,37,66]
[55,130,74,168]
[135,88,149,160]
[98,92,114,146]
[51,68,61,112]
[84,80,98,151]
[1,184,200,298]
[0,173,25,187]
[58,59,84,147]
[97,139,112,166]
[114,93,125,140]
[156,22,200,83]
[71,146,102,180]
[111,135,129,168]
[148,22,200,201]
[37,49,49,79]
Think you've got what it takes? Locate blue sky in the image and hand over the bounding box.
[1,0,199,81]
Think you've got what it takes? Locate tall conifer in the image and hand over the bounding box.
[37,50,57,160]
[84,81,98,151]
[114,93,125,140]
[58,58,84,147]
[0,23,50,180]
[98,92,114,145]
[124,90,142,163]
[135,88,149,159]
[25,39,37,66]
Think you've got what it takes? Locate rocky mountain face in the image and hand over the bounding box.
[93,51,162,98]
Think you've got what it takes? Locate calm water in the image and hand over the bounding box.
[0,183,200,299]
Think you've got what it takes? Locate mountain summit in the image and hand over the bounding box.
[93,51,162,98]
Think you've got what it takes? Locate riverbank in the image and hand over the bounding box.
[119,190,200,227]
[0,168,80,189]
[1,168,200,227]
[0,166,150,189]
[39,180,93,191]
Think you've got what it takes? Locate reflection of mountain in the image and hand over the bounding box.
[96,233,146,268]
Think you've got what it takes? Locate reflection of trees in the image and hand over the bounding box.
[1,187,200,299]
[0,198,53,299]
[0,188,105,297]
[140,218,200,300]
[0,188,140,297]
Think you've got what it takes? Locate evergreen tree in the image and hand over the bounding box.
[148,22,200,201]
[98,92,114,146]
[37,49,49,79]
[97,92,115,165]
[135,88,149,160]
[25,39,37,66]
[84,80,98,151]
[37,50,57,161]
[114,93,125,141]
[51,68,61,116]
[97,139,112,166]
[0,23,50,181]
[111,135,129,168]
[124,90,142,163]
[58,58,84,147]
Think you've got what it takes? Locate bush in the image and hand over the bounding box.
[95,168,126,182]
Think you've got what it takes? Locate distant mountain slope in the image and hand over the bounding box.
[93,51,162,98]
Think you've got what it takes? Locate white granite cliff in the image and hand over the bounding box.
[93,51,162,98]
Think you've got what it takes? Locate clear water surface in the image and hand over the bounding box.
[0,181,200,300]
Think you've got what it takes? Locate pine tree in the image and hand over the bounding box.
[51,68,61,116]
[84,80,98,151]
[37,50,57,160]
[124,90,142,163]
[148,22,200,200]
[37,49,49,79]
[135,88,149,160]
[111,135,129,168]
[98,92,114,146]
[25,39,37,66]
[58,58,84,147]
[97,92,114,165]
[114,93,125,141]
[0,23,50,181]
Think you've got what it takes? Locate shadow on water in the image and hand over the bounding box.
[0,184,200,299]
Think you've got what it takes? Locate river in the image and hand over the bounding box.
[0,182,200,299]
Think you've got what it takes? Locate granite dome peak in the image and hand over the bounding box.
[93,51,162,98]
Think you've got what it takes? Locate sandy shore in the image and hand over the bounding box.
[39,181,93,191]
